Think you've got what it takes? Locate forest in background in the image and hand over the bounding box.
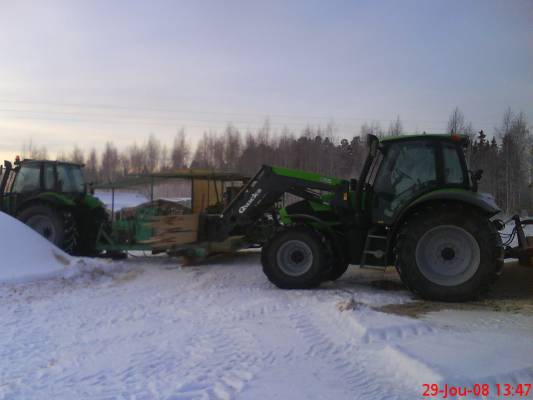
[20,107,532,214]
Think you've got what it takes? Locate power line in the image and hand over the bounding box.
[0,113,455,134]
[0,107,346,128]
[0,98,503,126]
[1,113,383,132]
[0,99,381,121]
[0,107,447,131]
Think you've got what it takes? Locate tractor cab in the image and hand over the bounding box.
[0,158,88,216]
[1,158,86,194]
[356,134,479,226]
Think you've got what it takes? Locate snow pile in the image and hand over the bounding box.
[0,212,96,284]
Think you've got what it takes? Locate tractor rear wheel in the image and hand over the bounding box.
[262,227,327,289]
[18,205,77,254]
[394,204,503,302]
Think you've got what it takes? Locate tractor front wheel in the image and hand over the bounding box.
[18,205,77,254]
[326,259,350,282]
[262,227,327,289]
[394,204,503,302]
[321,232,350,282]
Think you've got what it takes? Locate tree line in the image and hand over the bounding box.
[20,108,531,213]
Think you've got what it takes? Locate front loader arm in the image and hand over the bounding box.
[204,165,348,241]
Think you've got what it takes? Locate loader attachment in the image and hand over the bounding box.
[202,165,349,242]
[503,215,533,265]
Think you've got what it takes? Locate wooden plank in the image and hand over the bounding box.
[146,214,199,231]
[143,231,198,246]
[142,213,199,249]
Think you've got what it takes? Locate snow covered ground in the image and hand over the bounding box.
[1,210,533,399]
[1,248,532,399]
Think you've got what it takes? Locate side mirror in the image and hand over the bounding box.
[471,169,483,192]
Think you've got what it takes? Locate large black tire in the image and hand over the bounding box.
[326,260,350,282]
[261,227,328,289]
[18,205,77,254]
[518,255,532,267]
[322,233,350,282]
[394,203,503,302]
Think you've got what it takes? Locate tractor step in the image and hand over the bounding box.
[360,229,388,270]
[364,249,385,258]
[367,234,387,239]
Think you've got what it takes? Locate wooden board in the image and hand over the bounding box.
[144,231,198,248]
[142,213,199,249]
[147,214,199,231]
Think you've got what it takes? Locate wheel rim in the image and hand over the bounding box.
[26,215,57,243]
[276,240,313,277]
[415,225,480,286]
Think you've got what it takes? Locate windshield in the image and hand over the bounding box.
[57,164,86,193]
[12,164,41,193]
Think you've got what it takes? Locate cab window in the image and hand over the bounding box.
[12,164,41,193]
[442,143,465,185]
[372,141,437,221]
[57,165,85,193]
[44,164,55,190]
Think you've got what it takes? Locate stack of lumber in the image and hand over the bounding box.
[142,214,199,250]
[119,199,191,220]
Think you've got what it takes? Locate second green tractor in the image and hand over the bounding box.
[0,157,107,256]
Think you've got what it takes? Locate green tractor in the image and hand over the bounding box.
[205,133,516,302]
[0,157,108,256]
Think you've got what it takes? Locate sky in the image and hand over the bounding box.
[0,0,532,161]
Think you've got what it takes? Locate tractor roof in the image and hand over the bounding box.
[20,159,84,167]
[378,133,469,146]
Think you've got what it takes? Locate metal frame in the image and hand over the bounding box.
[93,169,249,253]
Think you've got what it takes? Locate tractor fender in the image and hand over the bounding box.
[82,194,105,210]
[400,189,501,220]
[386,189,501,263]
[284,213,348,262]
[16,192,75,215]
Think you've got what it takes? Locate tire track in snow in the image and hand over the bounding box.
[288,309,419,400]
[169,326,261,400]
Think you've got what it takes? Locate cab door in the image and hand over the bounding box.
[0,167,16,213]
[8,163,43,214]
[371,140,438,225]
